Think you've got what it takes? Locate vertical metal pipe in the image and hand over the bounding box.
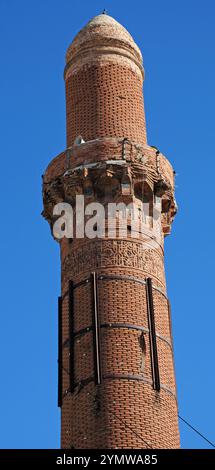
[146,278,160,391]
[91,272,102,385]
[69,280,75,393]
[167,299,177,391]
[58,296,62,407]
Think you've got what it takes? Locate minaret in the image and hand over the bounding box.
[42,14,180,449]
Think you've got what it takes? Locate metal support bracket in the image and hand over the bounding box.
[146,277,160,392]
[58,296,62,407]
[91,272,102,385]
[69,280,75,393]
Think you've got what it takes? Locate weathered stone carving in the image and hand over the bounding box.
[62,239,165,284]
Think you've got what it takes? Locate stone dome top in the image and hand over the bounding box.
[66,14,143,69]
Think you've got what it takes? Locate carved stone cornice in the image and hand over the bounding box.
[42,139,177,236]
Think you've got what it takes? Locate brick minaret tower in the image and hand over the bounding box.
[42,13,180,449]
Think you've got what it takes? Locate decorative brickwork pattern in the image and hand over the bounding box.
[66,64,146,147]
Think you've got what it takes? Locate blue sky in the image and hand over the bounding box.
[0,0,214,449]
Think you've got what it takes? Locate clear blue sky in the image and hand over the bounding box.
[0,0,214,449]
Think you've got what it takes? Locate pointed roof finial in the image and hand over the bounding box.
[102,8,108,15]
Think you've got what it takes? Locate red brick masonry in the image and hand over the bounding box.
[42,14,180,449]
